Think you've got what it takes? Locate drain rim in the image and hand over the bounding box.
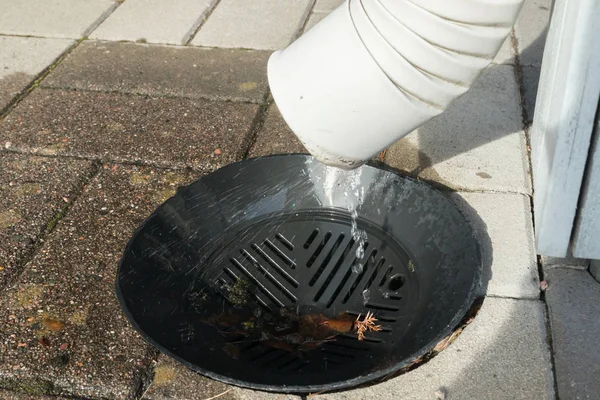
[116,154,482,393]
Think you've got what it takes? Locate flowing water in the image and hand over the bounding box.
[344,167,368,276]
[306,158,368,276]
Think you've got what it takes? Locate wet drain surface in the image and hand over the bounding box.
[117,155,481,393]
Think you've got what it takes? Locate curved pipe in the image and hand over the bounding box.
[268,0,524,168]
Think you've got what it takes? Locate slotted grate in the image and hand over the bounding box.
[200,210,416,374]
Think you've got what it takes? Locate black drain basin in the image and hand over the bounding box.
[116,155,481,393]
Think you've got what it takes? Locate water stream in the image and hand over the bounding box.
[306,158,368,276]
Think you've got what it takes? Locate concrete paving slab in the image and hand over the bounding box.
[143,357,235,400]
[312,297,553,400]
[545,268,600,400]
[451,192,539,299]
[42,41,270,103]
[0,0,117,39]
[0,89,259,171]
[0,154,94,289]
[313,0,345,13]
[0,36,74,111]
[248,105,307,158]
[0,165,200,399]
[493,35,516,65]
[90,0,215,45]
[192,0,313,50]
[385,65,531,194]
[514,0,552,68]
[514,0,551,126]
[142,356,300,400]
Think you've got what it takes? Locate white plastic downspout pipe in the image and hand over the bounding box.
[268,0,524,169]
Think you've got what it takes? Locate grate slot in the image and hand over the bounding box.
[222,267,239,281]
[251,244,299,288]
[321,348,355,359]
[364,258,387,291]
[292,361,310,372]
[326,341,370,352]
[379,266,394,287]
[313,237,357,302]
[303,228,319,249]
[216,277,228,286]
[341,333,382,343]
[263,239,296,269]
[323,241,369,307]
[342,249,379,304]
[366,302,400,312]
[240,249,298,303]
[240,341,261,354]
[275,233,294,251]
[374,314,398,323]
[259,350,293,367]
[248,347,277,363]
[277,357,303,371]
[309,234,346,287]
[230,258,285,308]
[306,232,332,268]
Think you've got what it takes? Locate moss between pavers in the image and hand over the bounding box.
[0,154,95,288]
[248,104,307,158]
[0,377,54,396]
[44,210,65,234]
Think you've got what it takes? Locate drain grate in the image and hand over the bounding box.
[213,213,415,321]
[198,211,418,377]
[117,155,481,393]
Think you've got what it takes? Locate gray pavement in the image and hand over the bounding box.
[1,0,596,399]
[0,36,74,112]
[312,297,554,400]
[385,65,531,194]
[0,0,116,39]
[544,266,600,400]
[41,41,271,103]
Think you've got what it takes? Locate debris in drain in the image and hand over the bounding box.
[203,307,357,356]
[224,278,252,307]
[222,342,241,359]
[354,311,382,341]
[193,279,381,358]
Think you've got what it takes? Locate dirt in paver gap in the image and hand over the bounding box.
[248,104,307,158]
[142,356,236,400]
[0,89,260,171]
[0,165,201,399]
[0,154,96,289]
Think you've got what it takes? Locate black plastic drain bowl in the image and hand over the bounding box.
[116,154,481,393]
